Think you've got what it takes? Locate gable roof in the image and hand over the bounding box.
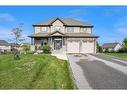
[0,40,10,46]
[33,18,93,27]
[102,43,120,49]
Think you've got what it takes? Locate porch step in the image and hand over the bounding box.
[52,46,66,54]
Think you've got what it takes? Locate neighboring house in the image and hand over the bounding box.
[102,43,122,52]
[28,18,99,53]
[0,40,11,52]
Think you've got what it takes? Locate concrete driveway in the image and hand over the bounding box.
[67,54,127,89]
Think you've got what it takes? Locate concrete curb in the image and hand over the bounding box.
[66,54,78,89]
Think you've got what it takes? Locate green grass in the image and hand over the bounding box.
[103,53,127,60]
[0,54,74,89]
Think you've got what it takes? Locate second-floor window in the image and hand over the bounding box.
[83,28,87,32]
[67,27,74,32]
[54,26,61,31]
[41,27,47,32]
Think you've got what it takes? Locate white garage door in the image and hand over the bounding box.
[81,41,94,53]
[67,41,80,53]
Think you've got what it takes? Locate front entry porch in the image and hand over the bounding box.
[54,37,62,50]
[32,36,65,51]
[30,31,66,51]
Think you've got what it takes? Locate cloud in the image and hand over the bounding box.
[0,13,16,22]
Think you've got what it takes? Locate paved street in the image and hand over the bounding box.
[67,54,127,89]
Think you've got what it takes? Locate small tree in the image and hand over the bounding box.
[11,23,24,44]
[11,23,24,60]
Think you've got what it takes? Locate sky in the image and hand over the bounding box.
[0,6,127,45]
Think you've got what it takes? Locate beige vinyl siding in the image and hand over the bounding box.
[35,27,41,34]
[66,27,92,33]
[34,19,93,34]
[35,26,50,34]
[51,19,65,33]
[66,27,80,33]
[80,27,92,33]
[86,28,92,33]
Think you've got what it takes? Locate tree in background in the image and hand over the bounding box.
[96,42,102,53]
[105,48,109,53]
[123,37,127,50]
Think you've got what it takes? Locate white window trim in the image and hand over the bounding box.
[41,27,47,32]
[54,26,61,31]
[83,28,87,32]
[67,27,74,32]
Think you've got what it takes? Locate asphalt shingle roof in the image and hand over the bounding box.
[28,32,98,38]
[0,40,10,46]
[33,18,93,27]
[102,43,120,49]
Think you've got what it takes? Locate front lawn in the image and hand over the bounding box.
[0,54,74,89]
[103,53,127,60]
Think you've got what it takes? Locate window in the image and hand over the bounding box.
[54,26,61,31]
[88,41,93,43]
[41,27,47,32]
[67,27,74,32]
[83,28,87,32]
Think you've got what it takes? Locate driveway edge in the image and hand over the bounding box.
[66,54,78,89]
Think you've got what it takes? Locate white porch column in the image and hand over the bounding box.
[31,38,34,45]
[30,38,35,51]
[51,37,53,49]
[48,37,50,44]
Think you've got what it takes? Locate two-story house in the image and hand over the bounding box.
[29,18,99,53]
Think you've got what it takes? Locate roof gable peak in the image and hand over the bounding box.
[49,31,65,36]
[49,18,66,25]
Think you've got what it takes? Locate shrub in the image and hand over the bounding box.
[98,46,103,53]
[104,48,109,53]
[42,44,51,54]
[20,44,30,54]
[12,49,20,60]
[110,50,115,53]
[118,48,127,53]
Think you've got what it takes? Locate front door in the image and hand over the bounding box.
[54,39,62,50]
